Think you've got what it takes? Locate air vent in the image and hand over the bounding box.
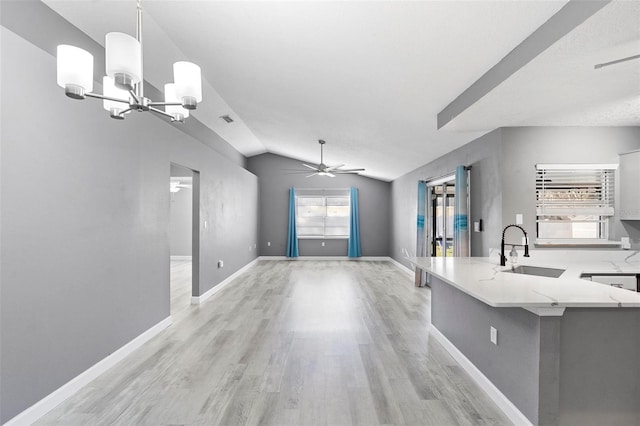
[220,115,234,123]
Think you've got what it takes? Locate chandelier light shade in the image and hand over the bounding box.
[173,61,202,110]
[55,0,202,122]
[56,45,94,99]
[164,83,189,122]
[105,32,142,90]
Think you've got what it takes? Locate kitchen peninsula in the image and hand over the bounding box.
[409,255,640,426]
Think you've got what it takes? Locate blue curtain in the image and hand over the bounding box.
[286,187,299,257]
[416,181,427,257]
[348,187,362,258]
[454,165,469,257]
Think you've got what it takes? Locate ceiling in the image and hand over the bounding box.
[43,0,639,181]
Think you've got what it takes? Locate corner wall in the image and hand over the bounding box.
[390,126,640,268]
[247,153,391,257]
[0,7,258,423]
[390,130,504,268]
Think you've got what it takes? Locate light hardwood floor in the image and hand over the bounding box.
[171,259,193,317]
[37,260,510,425]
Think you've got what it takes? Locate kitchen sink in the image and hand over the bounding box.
[503,265,565,278]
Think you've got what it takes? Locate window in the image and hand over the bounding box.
[535,164,617,243]
[295,190,350,238]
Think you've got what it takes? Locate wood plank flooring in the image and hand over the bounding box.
[171,259,193,317]
[36,260,510,426]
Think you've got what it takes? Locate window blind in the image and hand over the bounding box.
[295,189,350,238]
[535,164,617,217]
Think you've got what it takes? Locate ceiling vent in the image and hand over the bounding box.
[220,115,234,123]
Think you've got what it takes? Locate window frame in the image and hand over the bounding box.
[295,191,351,239]
[534,163,618,246]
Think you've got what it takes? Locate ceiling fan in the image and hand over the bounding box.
[292,140,365,178]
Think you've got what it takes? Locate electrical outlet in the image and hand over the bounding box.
[321,241,325,247]
[254,243,257,249]
[218,260,223,268]
[267,241,271,247]
[515,214,523,225]
[490,326,498,345]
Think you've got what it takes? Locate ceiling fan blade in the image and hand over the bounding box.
[334,168,365,173]
[302,163,319,170]
[305,173,318,178]
[326,173,336,178]
[594,54,640,69]
[326,164,345,171]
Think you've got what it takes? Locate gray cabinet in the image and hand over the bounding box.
[619,150,640,220]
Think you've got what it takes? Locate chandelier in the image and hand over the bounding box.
[56,0,201,123]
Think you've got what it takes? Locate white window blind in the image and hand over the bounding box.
[535,164,617,241]
[295,189,350,238]
[536,164,616,216]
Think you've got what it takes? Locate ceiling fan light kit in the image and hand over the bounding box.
[56,0,202,123]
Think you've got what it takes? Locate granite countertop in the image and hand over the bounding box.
[407,254,640,313]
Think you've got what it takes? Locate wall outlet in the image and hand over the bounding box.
[218,260,224,268]
[490,326,498,345]
[321,241,325,247]
[267,241,271,247]
[515,214,523,225]
[621,237,631,250]
[254,243,257,249]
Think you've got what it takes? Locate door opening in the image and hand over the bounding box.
[169,163,198,316]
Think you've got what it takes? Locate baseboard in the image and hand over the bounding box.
[5,316,172,426]
[387,257,414,276]
[170,255,192,261]
[257,256,392,261]
[429,326,533,426]
[191,258,259,305]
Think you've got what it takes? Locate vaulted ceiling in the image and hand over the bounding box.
[44,0,640,181]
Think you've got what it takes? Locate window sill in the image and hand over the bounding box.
[534,239,622,248]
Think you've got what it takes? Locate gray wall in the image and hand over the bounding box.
[247,153,391,257]
[500,127,640,248]
[390,129,504,267]
[0,4,258,422]
[432,276,640,426]
[430,277,542,424]
[169,165,193,257]
[391,127,640,269]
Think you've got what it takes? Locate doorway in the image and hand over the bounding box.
[169,163,198,316]
[430,178,456,257]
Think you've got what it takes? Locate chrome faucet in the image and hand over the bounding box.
[501,225,530,266]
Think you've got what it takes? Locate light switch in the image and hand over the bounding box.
[515,214,523,225]
[490,326,498,345]
[321,241,325,247]
[267,241,271,247]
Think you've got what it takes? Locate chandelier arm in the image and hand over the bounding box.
[128,89,141,104]
[148,101,182,107]
[85,92,130,104]
[117,107,133,116]
[149,106,176,120]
